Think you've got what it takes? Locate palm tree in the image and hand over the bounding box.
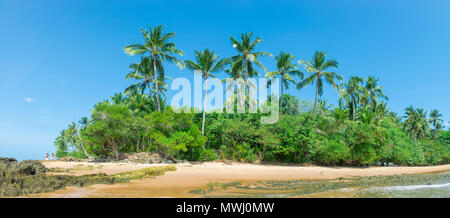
[297,51,342,114]
[266,52,304,114]
[229,32,272,80]
[404,106,430,141]
[365,76,388,111]
[110,93,126,104]
[339,76,364,121]
[124,25,184,112]
[435,121,444,138]
[429,109,443,139]
[125,57,157,107]
[374,102,389,120]
[68,117,93,160]
[184,49,230,135]
[127,92,152,115]
[404,106,418,138]
[124,85,155,114]
[227,33,272,112]
[416,108,429,139]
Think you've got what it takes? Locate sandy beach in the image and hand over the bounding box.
[32,161,450,198]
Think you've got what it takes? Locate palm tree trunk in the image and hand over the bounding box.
[371,95,376,113]
[80,142,92,160]
[244,58,249,110]
[153,56,161,112]
[76,126,93,160]
[147,81,157,108]
[202,77,208,135]
[313,75,319,114]
[352,96,357,121]
[414,129,418,142]
[434,125,437,139]
[280,74,284,115]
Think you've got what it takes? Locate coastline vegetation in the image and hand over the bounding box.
[54,25,449,166]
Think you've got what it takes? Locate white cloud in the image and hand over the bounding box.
[24,97,35,103]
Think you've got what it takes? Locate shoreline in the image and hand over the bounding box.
[31,161,450,198]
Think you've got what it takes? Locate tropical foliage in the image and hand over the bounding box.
[55,26,449,166]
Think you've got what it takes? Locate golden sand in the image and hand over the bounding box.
[34,161,450,198]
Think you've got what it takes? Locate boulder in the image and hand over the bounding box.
[0,158,46,177]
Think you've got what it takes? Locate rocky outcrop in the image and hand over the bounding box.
[0,157,176,197]
[56,156,84,162]
[0,158,46,177]
[92,152,179,164]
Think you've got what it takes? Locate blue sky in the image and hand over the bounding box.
[1,0,449,160]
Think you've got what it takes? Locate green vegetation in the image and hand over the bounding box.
[55,26,449,166]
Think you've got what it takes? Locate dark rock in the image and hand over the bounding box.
[57,156,82,162]
[0,157,17,164]
[0,159,46,177]
[0,157,176,197]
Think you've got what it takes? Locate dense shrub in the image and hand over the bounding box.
[80,103,212,161]
[55,97,449,166]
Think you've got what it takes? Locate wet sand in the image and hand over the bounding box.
[35,161,450,198]
[42,161,169,176]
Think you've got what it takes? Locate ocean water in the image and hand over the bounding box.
[358,182,450,198]
[191,172,450,198]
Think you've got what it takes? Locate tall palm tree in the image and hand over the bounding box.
[229,32,272,80]
[365,76,388,111]
[297,51,343,114]
[266,52,304,114]
[339,76,364,121]
[124,25,184,112]
[227,33,272,112]
[429,109,443,139]
[184,49,230,135]
[404,105,418,138]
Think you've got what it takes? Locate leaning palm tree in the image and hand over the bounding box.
[365,76,388,111]
[266,52,304,114]
[68,118,93,160]
[229,32,272,80]
[124,25,184,112]
[429,109,443,139]
[339,76,364,121]
[184,49,230,135]
[297,51,343,114]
